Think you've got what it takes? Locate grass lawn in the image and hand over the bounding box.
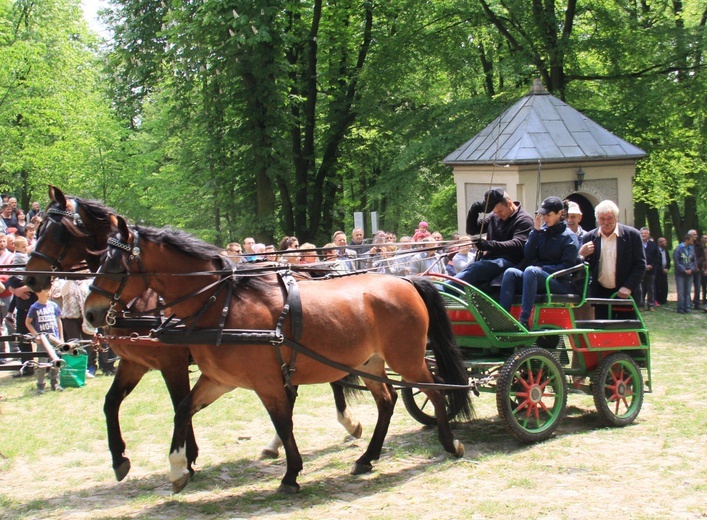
[0,300,705,519]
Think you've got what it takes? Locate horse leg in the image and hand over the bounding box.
[258,387,303,494]
[169,376,233,493]
[260,385,298,460]
[103,359,150,481]
[351,357,397,475]
[421,387,464,458]
[260,381,361,460]
[160,353,198,475]
[332,381,363,439]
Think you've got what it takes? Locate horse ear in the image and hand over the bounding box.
[116,215,131,242]
[109,214,119,229]
[48,185,66,207]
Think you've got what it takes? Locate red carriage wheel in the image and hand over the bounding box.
[591,353,644,427]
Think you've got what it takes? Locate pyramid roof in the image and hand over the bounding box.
[443,79,646,165]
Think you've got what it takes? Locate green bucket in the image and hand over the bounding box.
[60,351,88,388]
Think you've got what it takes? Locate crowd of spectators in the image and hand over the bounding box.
[222,224,477,279]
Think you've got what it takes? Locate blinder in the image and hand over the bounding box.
[30,199,86,271]
[91,229,146,326]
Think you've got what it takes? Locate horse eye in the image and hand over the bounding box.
[103,251,124,274]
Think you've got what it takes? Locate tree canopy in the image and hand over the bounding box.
[1,0,706,245]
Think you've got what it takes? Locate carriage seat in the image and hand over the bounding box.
[574,319,643,330]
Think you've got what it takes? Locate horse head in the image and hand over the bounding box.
[83,215,150,328]
[25,185,114,291]
[84,215,227,328]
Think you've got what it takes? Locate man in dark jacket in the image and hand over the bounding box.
[637,227,661,311]
[454,187,533,290]
[688,229,704,310]
[654,236,671,305]
[499,196,579,328]
[578,200,646,318]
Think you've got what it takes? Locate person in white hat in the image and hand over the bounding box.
[565,201,585,240]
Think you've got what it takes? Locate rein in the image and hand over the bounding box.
[94,227,477,395]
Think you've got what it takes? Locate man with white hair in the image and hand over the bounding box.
[578,200,645,318]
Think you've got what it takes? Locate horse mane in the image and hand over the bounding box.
[133,226,275,293]
[74,197,115,225]
[135,225,224,261]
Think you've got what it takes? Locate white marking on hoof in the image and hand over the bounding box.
[169,445,190,484]
[338,410,362,438]
[453,439,464,458]
[262,435,282,458]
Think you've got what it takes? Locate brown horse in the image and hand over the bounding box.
[24,187,362,482]
[84,216,472,493]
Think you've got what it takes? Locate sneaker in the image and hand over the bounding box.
[36,387,46,395]
[86,371,95,379]
[51,385,64,392]
[653,301,660,307]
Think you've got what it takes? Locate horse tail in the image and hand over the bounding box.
[408,277,474,421]
[337,373,365,400]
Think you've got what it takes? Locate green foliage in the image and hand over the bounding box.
[0,0,126,208]
[1,0,706,244]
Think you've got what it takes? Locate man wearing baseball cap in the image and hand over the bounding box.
[454,187,533,291]
[565,201,585,240]
[499,196,579,328]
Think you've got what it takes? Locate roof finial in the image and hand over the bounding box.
[530,78,548,95]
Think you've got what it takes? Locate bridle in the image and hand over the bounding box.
[90,225,242,332]
[89,229,147,326]
[29,199,88,271]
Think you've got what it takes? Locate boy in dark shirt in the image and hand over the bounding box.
[25,288,64,393]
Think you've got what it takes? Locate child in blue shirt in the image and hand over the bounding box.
[25,288,63,393]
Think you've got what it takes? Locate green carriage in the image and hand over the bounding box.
[402,264,652,443]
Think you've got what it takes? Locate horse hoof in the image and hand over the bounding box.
[350,461,373,475]
[351,423,363,439]
[453,439,464,458]
[171,473,191,494]
[114,459,131,482]
[260,448,279,460]
[277,483,300,494]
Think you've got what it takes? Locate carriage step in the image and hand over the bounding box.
[574,320,643,330]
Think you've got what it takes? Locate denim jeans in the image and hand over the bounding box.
[454,258,514,287]
[500,266,571,323]
[676,274,692,313]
